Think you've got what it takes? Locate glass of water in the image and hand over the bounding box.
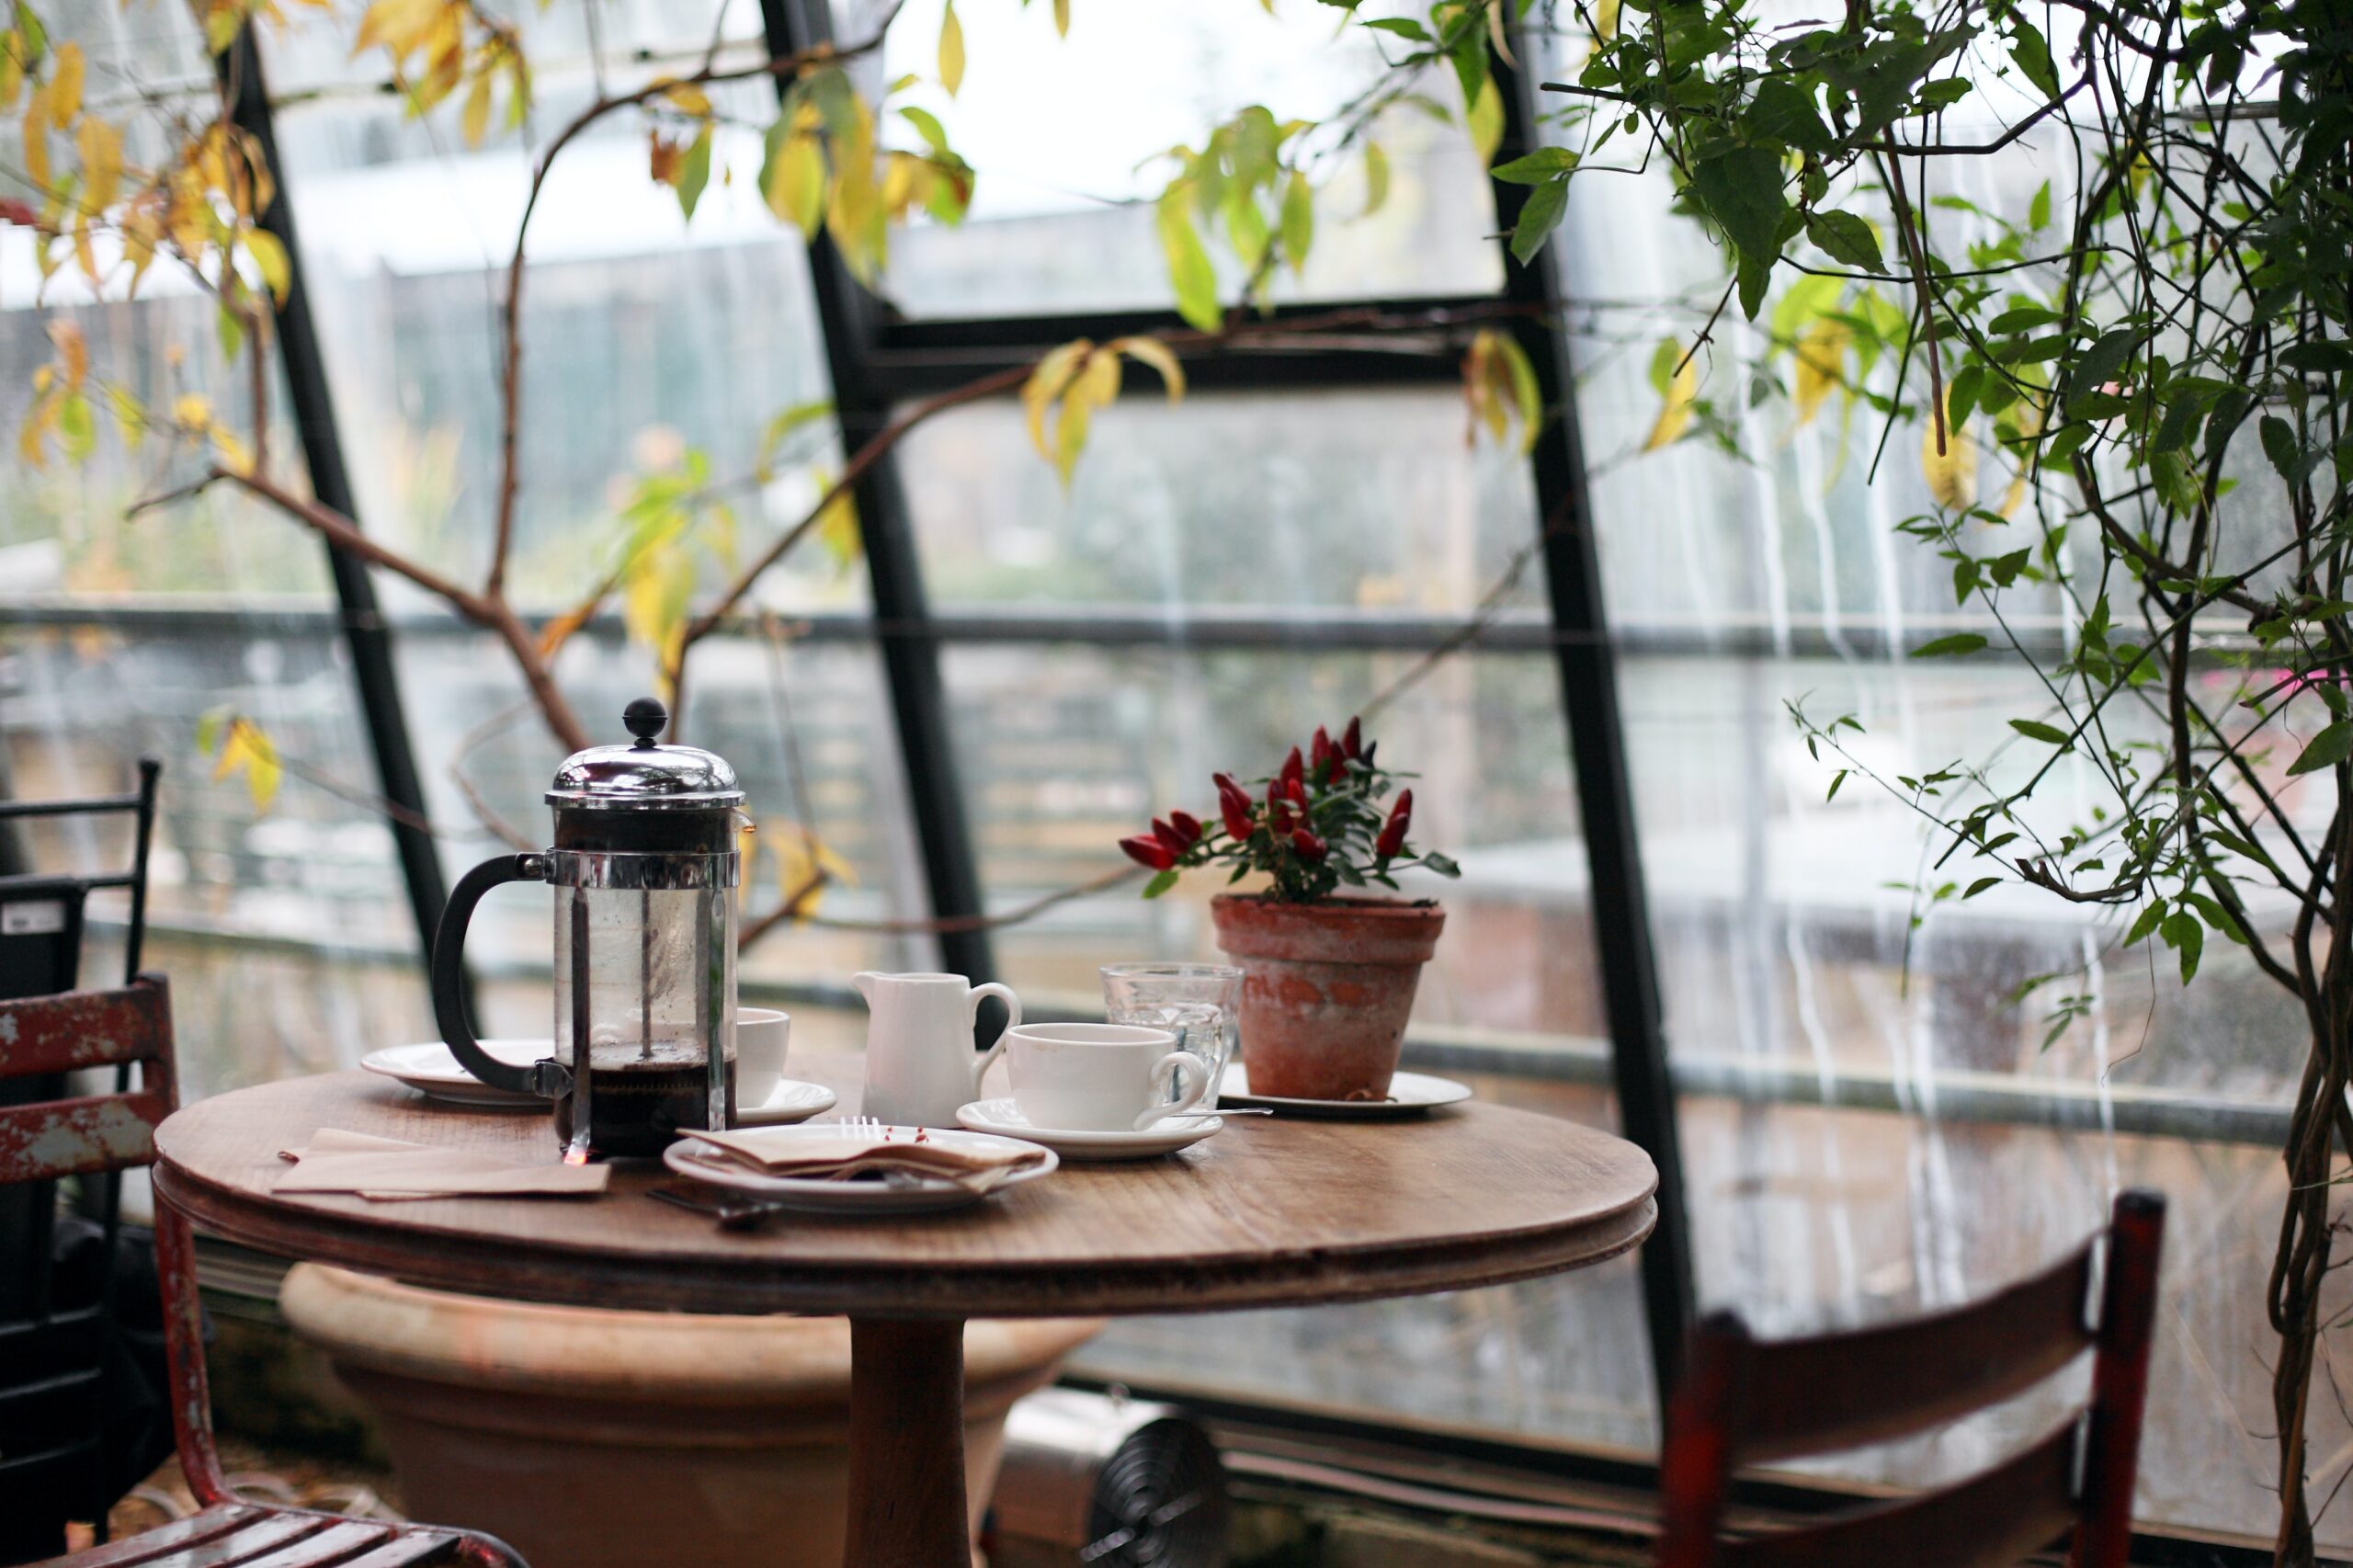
[1100,962,1243,1110]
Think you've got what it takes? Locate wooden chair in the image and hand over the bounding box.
[1656,1188,2165,1568]
[0,975,528,1568]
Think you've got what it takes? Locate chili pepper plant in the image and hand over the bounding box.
[1120,718,1461,903]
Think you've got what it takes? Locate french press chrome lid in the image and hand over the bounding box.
[546,697,744,813]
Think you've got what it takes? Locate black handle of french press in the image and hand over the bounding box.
[431,853,561,1097]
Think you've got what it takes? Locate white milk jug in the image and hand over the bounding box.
[853,971,1021,1128]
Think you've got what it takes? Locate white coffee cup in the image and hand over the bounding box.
[1004,1022,1211,1132]
[736,1007,792,1107]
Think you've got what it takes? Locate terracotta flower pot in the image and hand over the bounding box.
[279,1265,1099,1568]
[1210,893,1446,1100]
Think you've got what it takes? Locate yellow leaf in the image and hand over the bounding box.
[173,392,211,429]
[648,130,682,187]
[74,115,120,210]
[209,422,254,474]
[48,42,82,128]
[354,0,442,59]
[1643,349,1699,451]
[660,80,711,118]
[1052,0,1071,36]
[21,86,48,189]
[0,44,21,112]
[1464,73,1502,165]
[107,384,144,451]
[211,719,281,812]
[17,388,55,469]
[460,71,491,147]
[766,131,825,236]
[1362,141,1389,216]
[72,216,96,284]
[537,601,591,658]
[1108,335,1185,402]
[1588,0,1620,61]
[47,318,86,389]
[1022,338,1093,459]
[1051,347,1121,487]
[1791,318,1847,428]
[812,472,861,572]
[938,0,964,96]
[244,227,291,303]
[622,540,695,657]
[240,722,280,811]
[1922,417,1977,509]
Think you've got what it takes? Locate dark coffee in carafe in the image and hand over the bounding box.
[553,1049,737,1159]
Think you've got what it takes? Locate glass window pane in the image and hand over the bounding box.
[901,389,1545,619]
[263,10,857,618]
[838,0,1503,317]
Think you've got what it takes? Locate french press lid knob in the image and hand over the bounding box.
[545,698,745,812]
[623,698,668,747]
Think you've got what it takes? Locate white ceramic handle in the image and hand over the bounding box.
[1134,1052,1211,1130]
[968,982,1021,1089]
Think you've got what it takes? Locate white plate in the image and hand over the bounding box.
[662,1123,1057,1214]
[1218,1063,1473,1119]
[955,1098,1222,1161]
[360,1040,550,1108]
[735,1079,837,1127]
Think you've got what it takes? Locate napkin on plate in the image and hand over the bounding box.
[680,1125,1047,1195]
[276,1128,610,1199]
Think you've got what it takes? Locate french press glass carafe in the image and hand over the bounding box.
[431,698,741,1159]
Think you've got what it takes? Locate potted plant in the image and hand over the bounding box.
[1120,719,1460,1100]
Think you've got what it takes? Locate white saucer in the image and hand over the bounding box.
[360,1040,549,1108]
[663,1123,1057,1214]
[955,1097,1222,1161]
[734,1079,837,1127]
[1218,1063,1473,1119]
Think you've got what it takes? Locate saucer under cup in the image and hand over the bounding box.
[957,1097,1221,1161]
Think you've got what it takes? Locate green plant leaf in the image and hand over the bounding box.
[1691,145,1787,278]
[1157,195,1221,331]
[1806,210,1884,272]
[1142,869,1178,899]
[1491,147,1578,184]
[676,125,713,220]
[1509,177,1568,265]
[2160,909,2203,983]
[2287,719,2353,776]
[2008,717,2072,746]
[1910,632,1988,658]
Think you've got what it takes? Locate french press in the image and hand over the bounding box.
[431,698,742,1159]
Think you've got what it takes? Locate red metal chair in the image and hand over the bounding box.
[1655,1188,2165,1568]
[0,975,528,1568]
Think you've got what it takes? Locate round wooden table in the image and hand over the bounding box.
[153,1051,1657,1567]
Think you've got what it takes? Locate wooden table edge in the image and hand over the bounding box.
[152,1158,1657,1319]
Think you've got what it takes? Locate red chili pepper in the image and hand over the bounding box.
[1286,775,1308,807]
[1216,782,1255,841]
[1342,716,1363,759]
[0,199,38,228]
[1290,826,1328,860]
[1169,810,1203,845]
[1120,834,1177,871]
[1213,772,1247,808]
[1266,777,1295,835]
[1152,817,1192,854]
[1375,790,1413,858]
[1279,745,1304,797]
[1310,726,1336,783]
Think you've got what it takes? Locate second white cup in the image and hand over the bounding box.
[735,1006,792,1108]
[1004,1022,1210,1132]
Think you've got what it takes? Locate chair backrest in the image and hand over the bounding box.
[0,975,181,1556]
[1655,1188,2165,1568]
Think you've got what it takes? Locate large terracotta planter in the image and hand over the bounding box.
[1211,893,1446,1100]
[279,1265,1098,1568]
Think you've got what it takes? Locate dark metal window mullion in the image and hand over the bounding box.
[756,0,993,984]
[1493,36,1699,1404]
[219,31,458,985]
